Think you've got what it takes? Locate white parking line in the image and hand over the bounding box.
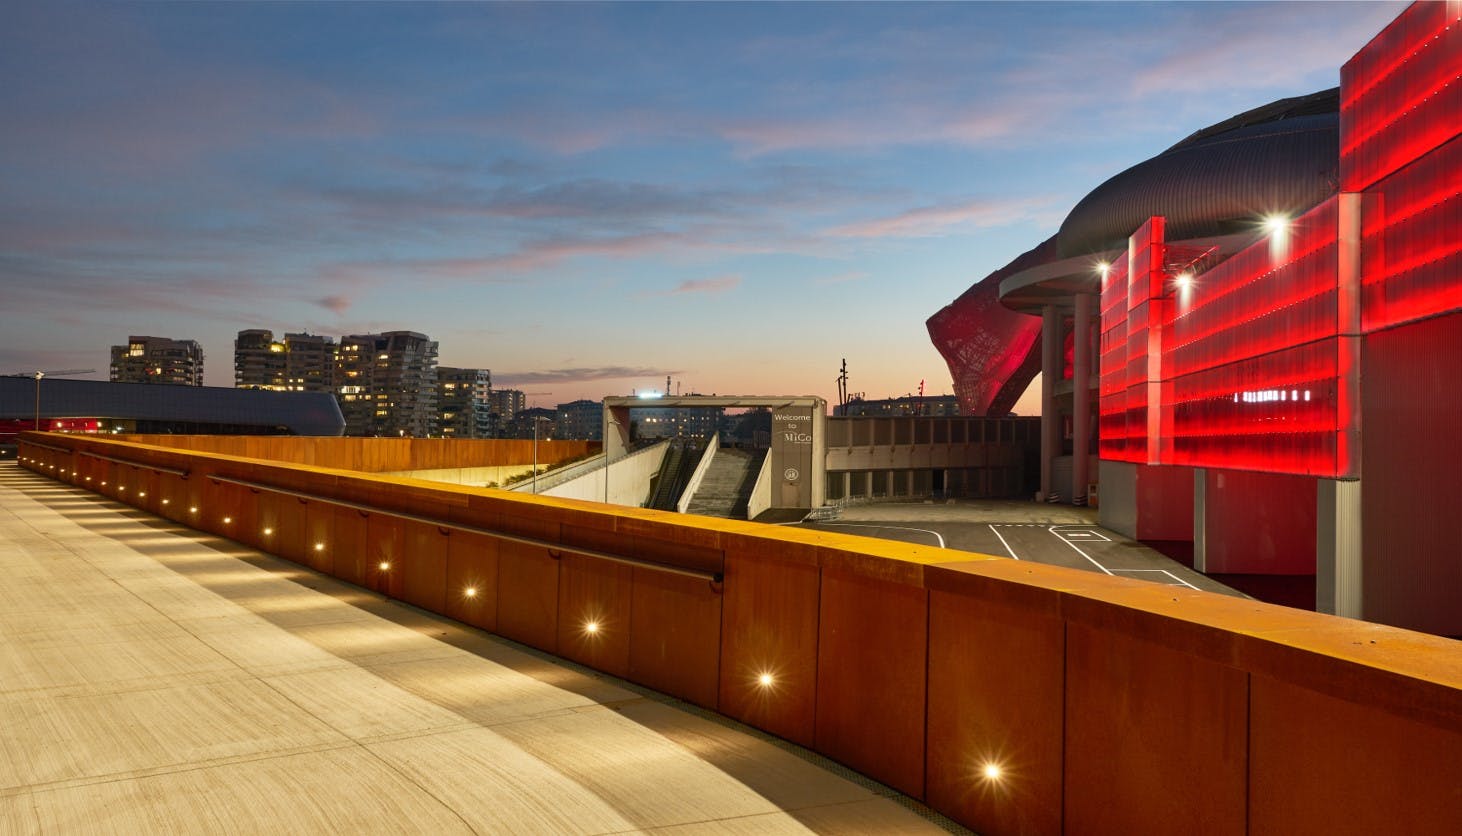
[1111,569,1200,590]
[987,524,1020,560]
[1047,525,1113,575]
[1051,525,1111,542]
[816,522,945,549]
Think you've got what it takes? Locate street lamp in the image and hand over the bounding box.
[33,372,44,431]
[531,416,551,493]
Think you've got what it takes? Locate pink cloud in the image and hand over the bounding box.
[828,196,1061,239]
[660,275,741,296]
[314,295,352,315]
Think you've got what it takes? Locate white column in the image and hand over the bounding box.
[1073,293,1093,505]
[1040,305,1063,501]
[1317,479,1363,617]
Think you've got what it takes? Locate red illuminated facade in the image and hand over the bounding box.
[930,2,1462,634]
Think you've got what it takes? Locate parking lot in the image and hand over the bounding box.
[801,500,1242,598]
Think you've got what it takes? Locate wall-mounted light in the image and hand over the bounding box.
[161,498,169,505]
[982,762,1004,781]
[378,561,391,571]
[222,516,232,524]
[262,527,273,536]
[314,542,325,551]
[757,672,775,688]
[463,586,478,598]
[583,619,601,636]
[189,506,199,514]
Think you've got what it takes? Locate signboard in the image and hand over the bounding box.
[771,409,814,508]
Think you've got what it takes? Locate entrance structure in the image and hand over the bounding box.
[602,396,826,512]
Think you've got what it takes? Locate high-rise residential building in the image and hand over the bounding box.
[436,367,492,438]
[282,333,337,393]
[555,399,602,441]
[235,330,337,392]
[109,336,204,386]
[234,330,287,390]
[336,331,439,437]
[487,388,526,437]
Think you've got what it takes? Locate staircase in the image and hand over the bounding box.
[647,440,700,510]
[685,448,766,519]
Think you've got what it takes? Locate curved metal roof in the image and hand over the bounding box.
[1,377,345,436]
[1056,89,1340,258]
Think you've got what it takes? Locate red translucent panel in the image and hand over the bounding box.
[1341,3,1461,191]
[1168,339,1341,474]
[1360,135,1462,331]
[1166,198,1340,380]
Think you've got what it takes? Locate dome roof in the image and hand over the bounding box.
[1056,88,1340,258]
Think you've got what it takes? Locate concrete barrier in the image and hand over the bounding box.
[18,433,1462,835]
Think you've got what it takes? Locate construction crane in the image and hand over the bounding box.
[4,369,96,430]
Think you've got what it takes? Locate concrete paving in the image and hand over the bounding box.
[0,464,963,835]
[803,499,1244,598]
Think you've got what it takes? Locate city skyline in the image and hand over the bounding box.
[1,1,1402,412]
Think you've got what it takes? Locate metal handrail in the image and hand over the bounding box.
[210,474,723,584]
[82,451,190,478]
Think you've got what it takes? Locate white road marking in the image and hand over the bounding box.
[987,524,1020,560]
[1047,525,1113,575]
[1051,525,1111,542]
[816,522,944,549]
[1112,569,1200,590]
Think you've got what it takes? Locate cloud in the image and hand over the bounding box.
[1128,4,1401,97]
[314,295,352,315]
[495,366,683,386]
[656,275,741,296]
[828,196,1062,239]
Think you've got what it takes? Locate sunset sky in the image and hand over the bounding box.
[1,1,1402,411]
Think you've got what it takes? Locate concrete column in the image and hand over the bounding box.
[1317,479,1363,617]
[1073,293,1093,505]
[1040,305,1062,501]
[1193,468,1207,572]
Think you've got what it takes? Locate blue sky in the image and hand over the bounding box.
[0,1,1402,411]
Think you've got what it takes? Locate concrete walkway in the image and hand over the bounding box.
[0,465,959,834]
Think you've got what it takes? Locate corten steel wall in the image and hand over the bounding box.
[114,434,596,473]
[19,433,1462,835]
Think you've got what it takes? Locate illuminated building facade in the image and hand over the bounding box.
[109,335,204,386]
[929,2,1461,634]
[335,331,439,437]
[555,398,603,441]
[234,330,339,393]
[436,367,492,438]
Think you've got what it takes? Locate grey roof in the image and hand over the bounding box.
[2,377,344,436]
[1056,89,1340,258]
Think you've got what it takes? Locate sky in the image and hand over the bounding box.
[0,1,1403,412]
